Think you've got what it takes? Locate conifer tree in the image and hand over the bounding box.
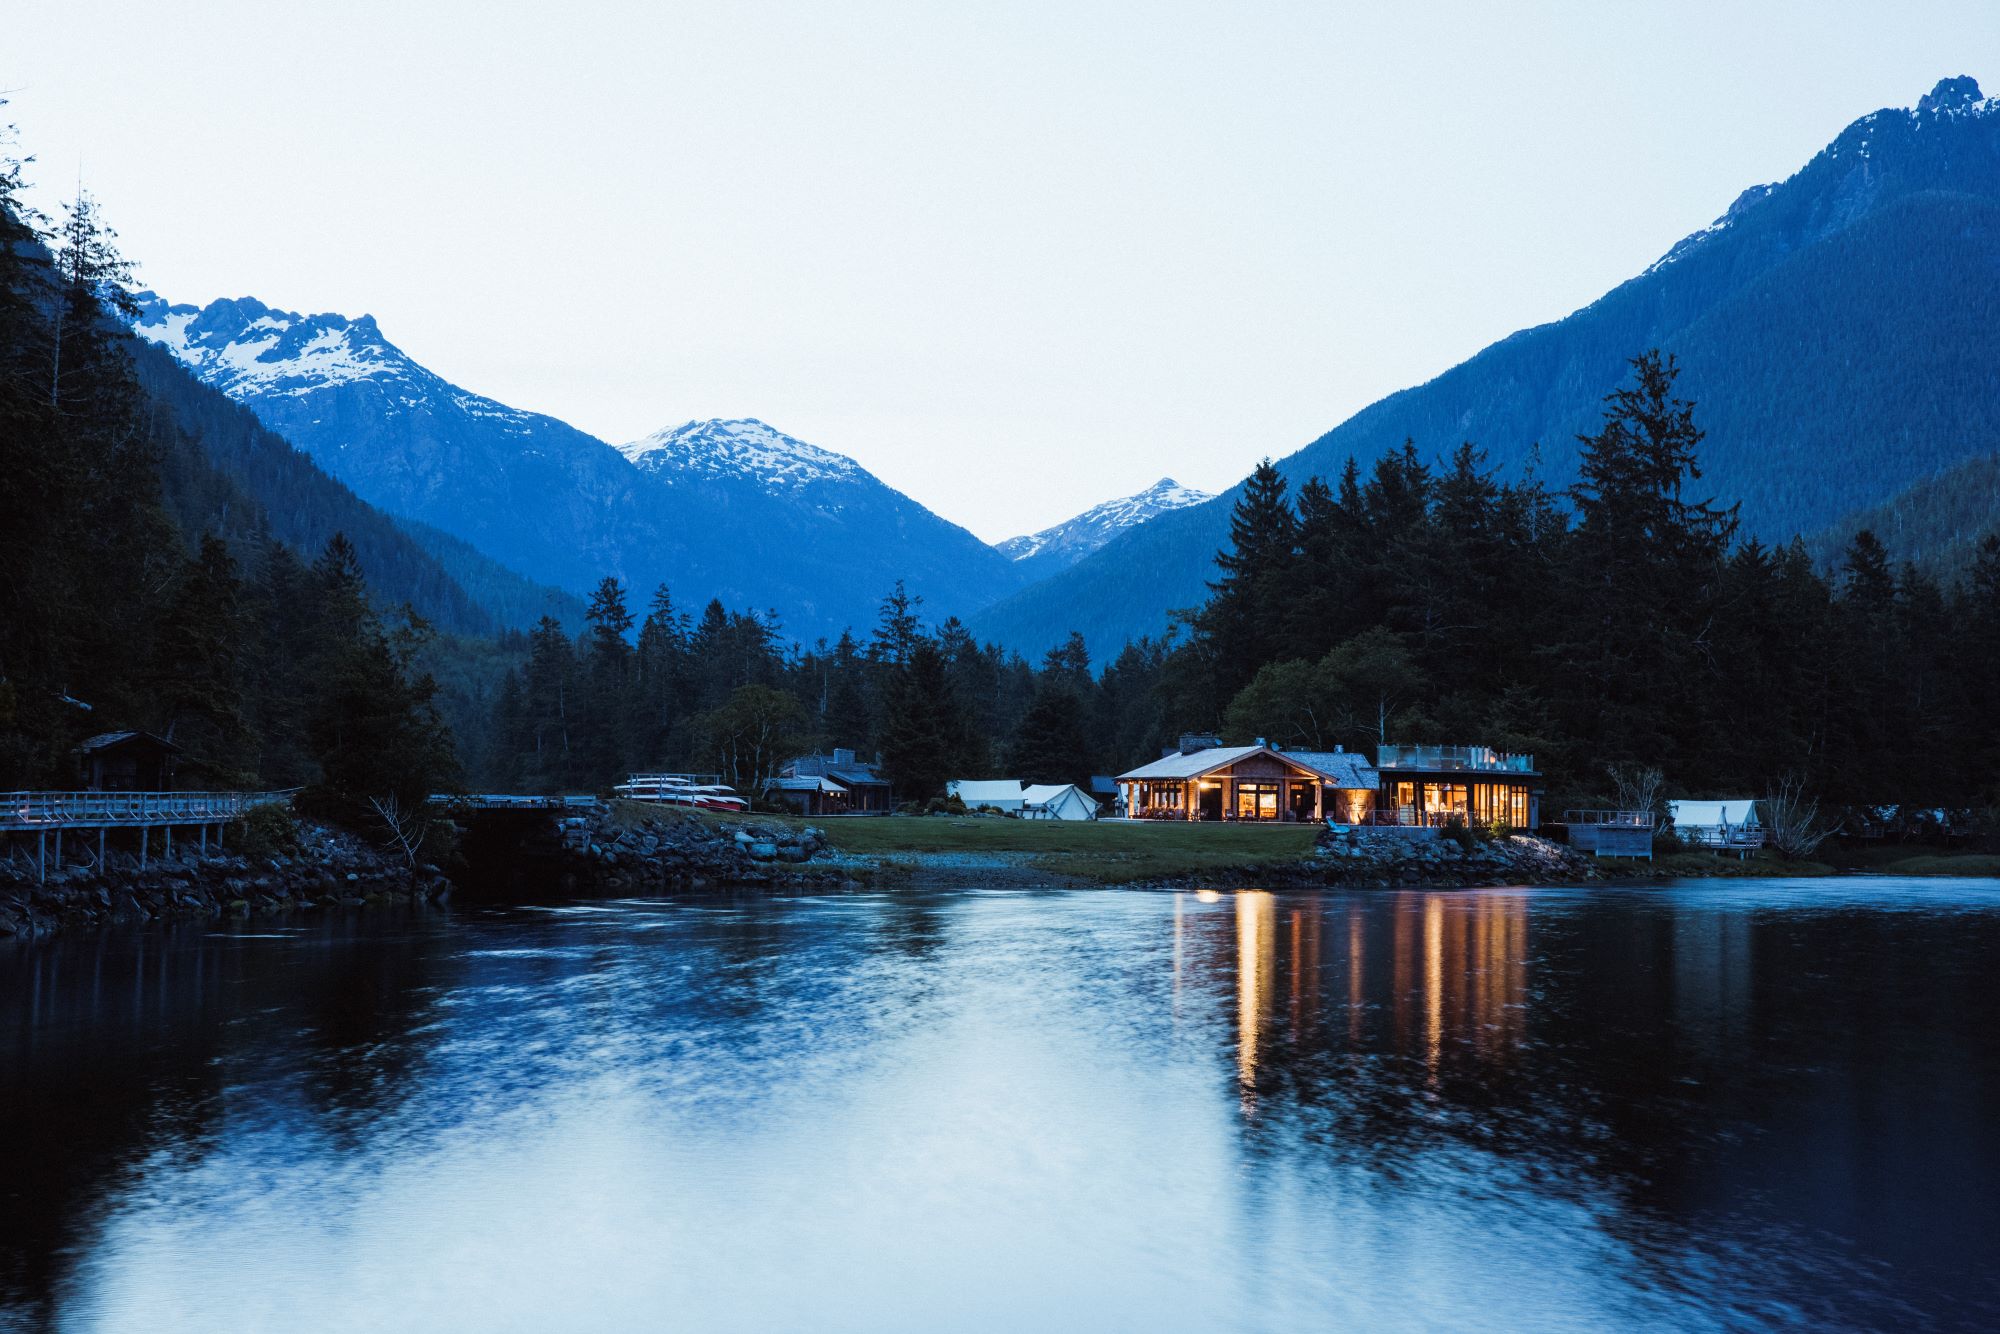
[1197,459,1297,706]
[1562,351,1736,765]
[151,535,253,777]
[879,637,966,802]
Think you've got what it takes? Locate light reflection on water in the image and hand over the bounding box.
[3,879,1999,1331]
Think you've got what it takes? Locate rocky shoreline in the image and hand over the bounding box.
[3,807,1599,943]
[1300,827,1600,888]
[0,818,452,942]
[561,809,865,894]
[0,806,865,943]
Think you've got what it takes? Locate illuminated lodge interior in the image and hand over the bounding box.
[1118,741,1541,827]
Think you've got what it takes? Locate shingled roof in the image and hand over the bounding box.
[1116,744,1377,787]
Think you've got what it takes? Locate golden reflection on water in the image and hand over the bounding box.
[1235,891,1275,1092]
[1188,890,1531,1102]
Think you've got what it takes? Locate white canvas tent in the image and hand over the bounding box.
[948,780,1025,812]
[1020,784,1099,821]
[1670,798,1763,847]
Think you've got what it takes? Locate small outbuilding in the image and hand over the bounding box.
[1020,784,1099,821]
[73,731,180,791]
[768,748,893,814]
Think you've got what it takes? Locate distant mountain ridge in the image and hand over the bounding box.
[973,75,2000,655]
[996,477,1213,582]
[619,418,866,492]
[132,299,1028,640]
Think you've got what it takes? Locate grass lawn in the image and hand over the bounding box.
[1867,853,2000,877]
[820,816,1320,884]
[616,803,1323,884]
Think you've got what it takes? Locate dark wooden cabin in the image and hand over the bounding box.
[73,731,181,791]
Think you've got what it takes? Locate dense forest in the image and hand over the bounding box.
[477,352,2000,821]
[3,134,1996,834]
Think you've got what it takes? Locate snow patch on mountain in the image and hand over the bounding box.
[131,291,534,430]
[619,419,866,489]
[999,477,1213,563]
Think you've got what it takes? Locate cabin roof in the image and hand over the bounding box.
[1116,745,1263,780]
[1279,749,1380,790]
[72,730,180,755]
[1116,744,1378,788]
[767,775,846,793]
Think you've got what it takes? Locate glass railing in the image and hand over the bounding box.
[1374,745,1536,773]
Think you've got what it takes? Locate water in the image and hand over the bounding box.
[5,879,1999,1332]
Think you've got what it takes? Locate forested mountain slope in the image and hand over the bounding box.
[974,77,2000,655]
[1810,450,2000,576]
[132,339,569,635]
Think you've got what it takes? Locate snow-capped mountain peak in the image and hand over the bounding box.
[132,292,414,398]
[998,476,1213,567]
[618,418,865,489]
[132,291,536,435]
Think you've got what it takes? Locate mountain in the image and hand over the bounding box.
[995,477,1213,582]
[132,300,1027,640]
[973,76,2000,656]
[613,416,1032,632]
[130,336,571,635]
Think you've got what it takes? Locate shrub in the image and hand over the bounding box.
[1442,813,1479,852]
[236,803,303,861]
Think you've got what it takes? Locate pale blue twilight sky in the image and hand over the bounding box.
[5,2,1996,540]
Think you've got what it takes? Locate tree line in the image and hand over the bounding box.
[0,157,456,818]
[5,132,1994,827]
[1170,352,2000,814]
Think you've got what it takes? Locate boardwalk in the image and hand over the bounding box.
[1,790,294,880]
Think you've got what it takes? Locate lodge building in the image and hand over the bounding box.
[1116,737,1540,828]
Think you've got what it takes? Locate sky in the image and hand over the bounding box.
[6,3,1997,543]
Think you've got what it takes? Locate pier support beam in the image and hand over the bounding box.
[140,827,148,869]
[37,830,45,883]
[54,829,61,872]
[98,828,105,869]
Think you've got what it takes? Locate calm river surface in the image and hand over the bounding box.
[4,878,1999,1332]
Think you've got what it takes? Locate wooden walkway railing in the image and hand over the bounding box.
[2,790,298,882]
[1,790,295,831]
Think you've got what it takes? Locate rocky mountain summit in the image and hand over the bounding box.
[997,477,1213,581]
